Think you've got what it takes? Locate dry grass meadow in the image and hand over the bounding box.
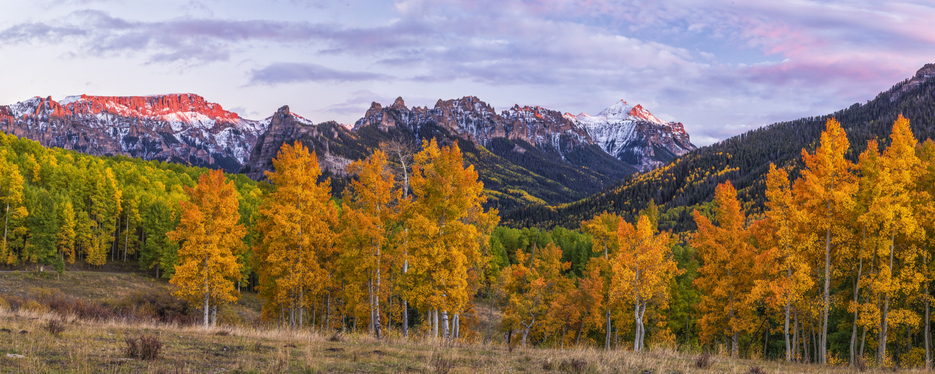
[0,270,925,373]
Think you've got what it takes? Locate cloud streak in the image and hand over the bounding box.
[1,1,933,145]
[249,63,390,84]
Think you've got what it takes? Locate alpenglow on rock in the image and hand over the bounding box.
[0,94,269,172]
[566,100,695,171]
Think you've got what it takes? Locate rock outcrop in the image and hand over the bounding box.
[0,94,267,172]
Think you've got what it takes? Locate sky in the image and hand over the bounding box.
[1,0,933,146]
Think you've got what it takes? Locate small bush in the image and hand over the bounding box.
[140,335,163,360]
[125,337,139,358]
[855,357,868,372]
[558,358,587,374]
[432,356,454,374]
[746,366,766,374]
[125,335,163,360]
[694,354,713,369]
[47,319,66,336]
[542,360,555,371]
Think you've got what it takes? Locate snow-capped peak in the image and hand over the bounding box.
[567,100,666,125]
[627,104,665,125]
[597,99,632,119]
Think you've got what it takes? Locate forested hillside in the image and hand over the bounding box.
[0,132,261,277]
[504,64,935,231]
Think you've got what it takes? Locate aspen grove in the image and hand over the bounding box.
[10,115,935,369]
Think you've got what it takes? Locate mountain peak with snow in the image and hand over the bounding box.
[0,93,271,171]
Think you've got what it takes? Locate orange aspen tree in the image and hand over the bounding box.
[167,169,245,328]
[759,163,814,362]
[611,215,681,351]
[793,118,857,364]
[341,150,401,338]
[693,181,757,358]
[501,243,571,348]
[581,211,622,350]
[405,139,497,340]
[254,141,337,329]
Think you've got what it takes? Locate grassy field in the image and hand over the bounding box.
[0,271,924,373]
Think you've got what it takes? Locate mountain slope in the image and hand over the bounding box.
[0,94,267,172]
[503,63,935,230]
[243,96,696,211]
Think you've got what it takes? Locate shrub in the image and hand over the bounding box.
[432,356,454,374]
[47,319,65,336]
[558,358,587,374]
[746,366,765,374]
[125,335,163,360]
[694,354,713,369]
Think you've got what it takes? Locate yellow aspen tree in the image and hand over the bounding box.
[759,163,814,362]
[581,211,622,350]
[693,181,758,358]
[793,118,857,364]
[858,116,923,362]
[611,215,681,351]
[86,163,122,266]
[340,150,401,338]
[57,199,77,263]
[254,141,337,329]
[405,138,498,341]
[167,169,245,328]
[0,151,28,264]
[914,138,935,369]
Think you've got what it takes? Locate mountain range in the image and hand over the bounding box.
[504,63,935,230]
[0,93,694,211]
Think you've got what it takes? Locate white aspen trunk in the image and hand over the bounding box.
[785,255,794,361]
[211,305,217,327]
[793,308,799,361]
[441,310,450,340]
[821,222,831,365]
[926,251,932,370]
[850,233,864,367]
[879,229,896,362]
[123,213,129,262]
[433,309,439,339]
[604,310,612,350]
[368,277,375,335]
[451,313,461,339]
[729,288,738,358]
[402,257,409,338]
[375,254,382,339]
[2,200,8,252]
[633,301,643,351]
[203,252,210,328]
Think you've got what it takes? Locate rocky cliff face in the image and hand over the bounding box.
[240,105,360,180]
[356,96,694,171]
[567,100,695,171]
[0,94,267,172]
